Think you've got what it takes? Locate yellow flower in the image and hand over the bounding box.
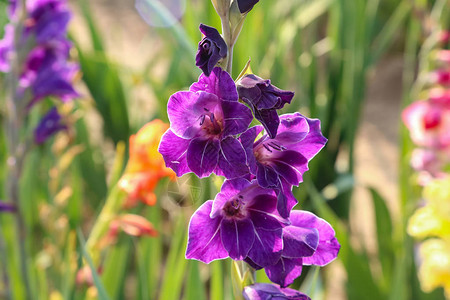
[118,119,175,208]
[408,177,450,239]
[408,205,450,239]
[418,238,450,299]
[424,177,450,220]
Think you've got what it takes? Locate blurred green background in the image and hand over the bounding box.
[0,0,449,299]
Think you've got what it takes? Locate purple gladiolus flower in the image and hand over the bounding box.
[240,113,327,217]
[246,210,340,287]
[243,283,311,300]
[186,178,287,265]
[34,107,67,144]
[195,24,227,76]
[237,0,260,14]
[0,201,16,213]
[237,74,294,138]
[159,67,253,179]
[22,44,79,106]
[27,0,72,44]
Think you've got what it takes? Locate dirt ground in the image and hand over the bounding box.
[69,1,405,299]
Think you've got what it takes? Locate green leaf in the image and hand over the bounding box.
[77,228,111,300]
[369,187,394,290]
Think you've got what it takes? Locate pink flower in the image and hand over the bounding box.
[403,96,450,149]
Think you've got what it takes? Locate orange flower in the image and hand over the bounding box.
[118,119,175,208]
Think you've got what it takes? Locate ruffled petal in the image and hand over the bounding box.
[190,67,238,102]
[186,201,228,263]
[168,91,219,139]
[221,100,253,136]
[217,137,249,179]
[291,211,340,266]
[187,137,220,178]
[265,257,303,288]
[221,218,255,260]
[158,129,191,177]
[247,227,283,267]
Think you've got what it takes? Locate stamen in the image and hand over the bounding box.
[199,115,206,125]
[263,144,272,152]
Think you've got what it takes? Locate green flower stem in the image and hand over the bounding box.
[85,185,126,264]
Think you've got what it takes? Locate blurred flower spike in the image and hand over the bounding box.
[0,0,79,107]
[119,119,175,208]
[0,200,16,213]
[34,107,67,144]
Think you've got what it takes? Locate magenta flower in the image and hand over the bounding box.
[159,67,253,179]
[402,96,450,149]
[186,178,287,266]
[240,113,327,217]
[34,107,67,144]
[195,24,227,76]
[0,24,14,72]
[243,283,310,300]
[237,74,294,138]
[246,210,340,287]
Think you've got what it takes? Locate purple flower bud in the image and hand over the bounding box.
[195,24,227,76]
[237,74,294,138]
[237,0,260,14]
[243,283,310,300]
[0,201,16,213]
[34,107,67,144]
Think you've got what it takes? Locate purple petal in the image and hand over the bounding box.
[186,201,228,263]
[276,180,297,218]
[247,227,283,267]
[190,67,238,102]
[256,163,279,188]
[272,151,308,185]
[248,194,285,230]
[167,91,219,139]
[35,11,71,43]
[254,108,280,139]
[239,126,262,175]
[282,226,319,258]
[0,25,14,72]
[158,129,191,177]
[217,137,249,179]
[221,100,253,136]
[265,257,303,288]
[243,283,311,300]
[278,114,327,160]
[291,211,340,266]
[244,257,263,270]
[187,138,220,178]
[220,218,255,260]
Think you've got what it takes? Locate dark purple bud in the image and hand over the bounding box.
[195,24,227,76]
[34,107,67,144]
[237,0,260,14]
[237,74,294,138]
[0,201,16,213]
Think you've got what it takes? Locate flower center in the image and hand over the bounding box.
[254,140,286,164]
[199,108,223,137]
[222,196,246,219]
